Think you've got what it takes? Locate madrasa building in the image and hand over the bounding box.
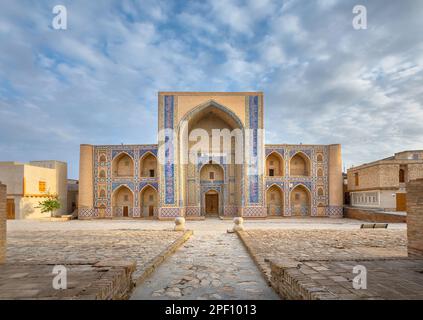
[78,92,343,220]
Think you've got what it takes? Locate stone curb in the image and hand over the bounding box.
[134,230,193,287]
[236,230,272,286]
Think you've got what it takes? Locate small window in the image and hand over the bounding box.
[99,155,106,162]
[149,195,154,201]
[269,160,274,165]
[99,170,106,178]
[354,173,359,186]
[124,195,129,201]
[317,154,323,162]
[99,189,106,198]
[318,188,324,196]
[39,181,46,192]
[295,193,300,200]
[399,169,405,183]
[269,169,275,177]
[209,172,215,180]
[149,170,155,177]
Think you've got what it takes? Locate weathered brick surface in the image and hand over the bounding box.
[237,229,420,300]
[407,179,423,257]
[344,207,406,223]
[238,229,407,281]
[0,261,136,300]
[3,228,190,299]
[7,229,182,281]
[270,258,423,300]
[0,183,6,264]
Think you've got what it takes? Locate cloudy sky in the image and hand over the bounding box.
[0,0,422,178]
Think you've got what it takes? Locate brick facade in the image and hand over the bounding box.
[344,206,406,223]
[0,183,6,264]
[407,179,423,257]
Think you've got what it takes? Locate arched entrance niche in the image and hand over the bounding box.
[266,152,284,177]
[266,185,284,216]
[290,152,311,177]
[178,100,244,217]
[140,152,157,178]
[140,185,158,218]
[112,185,134,217]
[290,184,311,216]
[112,152,134,177]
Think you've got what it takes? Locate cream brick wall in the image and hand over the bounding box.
[347,165,381,191]
[0,183,6,264]
[408,164,423,180]
[328,144,343,207]
[0,162,68,219]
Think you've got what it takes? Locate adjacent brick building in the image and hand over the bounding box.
[407,179,423,257]
[347,150,423,212]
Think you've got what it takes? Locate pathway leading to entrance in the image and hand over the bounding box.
[130,220,279,300]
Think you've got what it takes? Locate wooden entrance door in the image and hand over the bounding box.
[396,193,406,211]
[205,194,219,215]
[149,205,154,217]
[123,206,129,217]
[7,199,15,219]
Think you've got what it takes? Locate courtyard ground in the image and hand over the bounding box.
[2,218,414,300]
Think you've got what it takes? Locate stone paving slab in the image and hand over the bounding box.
[2,229,187,299]
[7,229,182,280]
[130,230,279,300]
[238,229,407,282]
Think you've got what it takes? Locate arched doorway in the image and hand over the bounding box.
[266,185,284,216]
[200,163,224,216]
[204,190,219,216]
[140,185,158,218]
[290,185,311,216]
[112,185,134,217]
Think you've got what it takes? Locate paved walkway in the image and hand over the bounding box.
[131,220,280,300]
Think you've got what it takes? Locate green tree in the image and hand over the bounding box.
[37,198,61,217]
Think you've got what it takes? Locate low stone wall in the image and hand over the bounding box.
[344,206,406,223]
[407,179,423,257]
[0,260,136,300]
[0,183,6,264]
[270,259,312,300]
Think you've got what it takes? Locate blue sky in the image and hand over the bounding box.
[0,0,422,178]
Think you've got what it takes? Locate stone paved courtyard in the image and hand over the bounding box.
[3,218,411,299]
[238,229,408,281]
[7,229,181,280]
